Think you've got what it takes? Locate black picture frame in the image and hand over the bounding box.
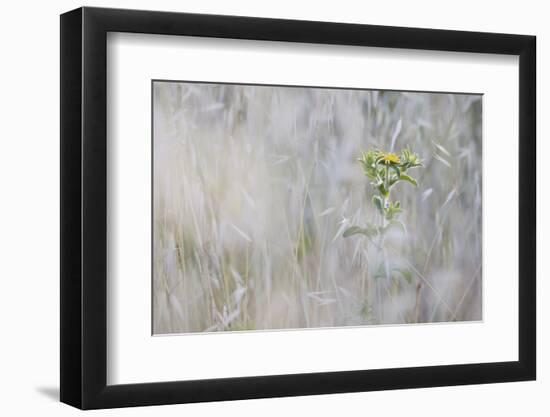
[60,6,536,410]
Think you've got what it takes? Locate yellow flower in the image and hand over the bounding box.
[380,153,401,165]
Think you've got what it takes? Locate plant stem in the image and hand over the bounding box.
[385,164,389,194]
[383,165,389,228]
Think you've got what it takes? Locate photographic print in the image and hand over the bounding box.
[152,81,482,335]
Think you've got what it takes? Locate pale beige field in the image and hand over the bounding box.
[152,81,482,334]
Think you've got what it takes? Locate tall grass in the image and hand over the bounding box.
[152,81,482,334]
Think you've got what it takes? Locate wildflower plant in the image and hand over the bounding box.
[343,149,423,238]
[342,148,423,321]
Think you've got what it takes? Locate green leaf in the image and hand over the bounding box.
[342,225,378,238]
[372,195,384,214]
[383,201,403,221]
[390,165,401,179]
[385,209,402,221]
[399,174,418,186]
[343,226,364,238]
[377,182,389,198]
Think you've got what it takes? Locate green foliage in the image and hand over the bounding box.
[345,148,423,235]
[398,174,418,187]
[343,148,423,291]
[342,225,378,238]
[372,195,384,215]
[385,201,403,220]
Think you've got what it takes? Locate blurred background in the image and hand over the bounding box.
[153,81,482,334]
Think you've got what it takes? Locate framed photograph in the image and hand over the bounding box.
[60,6,536,409]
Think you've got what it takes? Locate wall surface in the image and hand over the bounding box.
[0,0,545,415]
